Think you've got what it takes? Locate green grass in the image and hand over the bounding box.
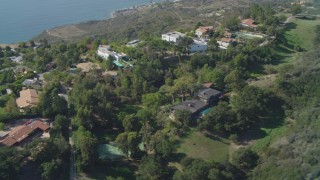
[177,131,229,162]
[119,104,142,114]
[285,18,320,51]
[79,161,136,180]
[275,18,320,65]
[251,125,286,153]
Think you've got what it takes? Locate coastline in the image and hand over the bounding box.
[111,2,155,18]
[34,1,164,43]
[0,44,19,49]
[1,0,165,45]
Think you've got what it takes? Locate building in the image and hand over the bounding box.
[126,39,141,47]
[195,26,214,37]
[0,120,50,147]
[189,39,208,52]
[103,71,118,78]
[16,89,39,110]
[97,45,128,61]
[162,31,186,43]
[196,88,221,103]
[217,38,234,49]
[171,99,208,117]
[76,62,101,73]
[224,32,233,38]
[240,18,258,29]
[22,79,42,89]
[9,56,23,63]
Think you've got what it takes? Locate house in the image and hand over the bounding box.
[97,45,128,61]
[162,31,186,43]
[189,39,208,52]
[97,45,114,59]
[197,88,221,103]
[103,71,118,78]
[13,66,32,74]
[217,38,234,49]
[0,120,50,147]
[195,26,214,37]
[76,62,101,73]
[9,56,23,63]
[224,32,233,38]
[16,89,39,110]
[240,18,258,29]
[202,82,213,89]
[171,99,208,117]
[114,53,128,61]
[22,78,42,89]
[126,39,141,47]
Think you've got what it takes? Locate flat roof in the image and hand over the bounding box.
[197,88,221,100]
[172,99,207,114]
[163,31,186,38]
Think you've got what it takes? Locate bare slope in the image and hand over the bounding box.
[33,0,250,43]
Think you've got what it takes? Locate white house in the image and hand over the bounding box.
[97,45,128,61]
[97,45,114,59]
[189,39,208,52]
[162,31,186,43]
[114,53,128,61]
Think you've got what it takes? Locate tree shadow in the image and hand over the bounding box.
[169,152,187,163]
[203,132,229,145]
[84,160,137,180]
[239,97,286,142]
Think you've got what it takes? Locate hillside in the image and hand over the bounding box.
[33,0,251,43]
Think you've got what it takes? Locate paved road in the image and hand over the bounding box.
[69,125,77,180]
[285,16,293,24]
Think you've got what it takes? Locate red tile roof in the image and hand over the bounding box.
[241,18,258,28]
[0,120,50,146]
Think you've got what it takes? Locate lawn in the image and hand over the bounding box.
[79,160,136,180]
[177,131,229,162]
[251,125,286,153]
[273,17,320,66]
[284,18,320,51]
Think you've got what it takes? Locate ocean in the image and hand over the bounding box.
[0,0,161,43]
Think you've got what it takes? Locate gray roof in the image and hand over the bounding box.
[163,31,186,38]
[197,88,221,100]
[22,79,40,86]
[172,99,207,114]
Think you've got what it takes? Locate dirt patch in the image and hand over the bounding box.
[0,44,19,49]
[249,74,278,88]
[46,25,88,39]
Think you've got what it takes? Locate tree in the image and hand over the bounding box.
[208,38,218,51]
[232,148,259,171]
[121,114,141,132]
[53,115,69,138]
[155,139,175,159]
[224,70,247,91]
[39,87,68,118]
[142,92,168,109]
[0,122,4,130]
[73,126,98,170]
[29,40,35,47]
[0,147,21,180]
[4,96,19,114]
[223,16,240,30]
[174,109,192,127]
[290,4,302,15]
[231,86,279,131]
[201,102,237,133]
[40,159,62,180]
[115,132,140,158]
[138,156,166,180]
